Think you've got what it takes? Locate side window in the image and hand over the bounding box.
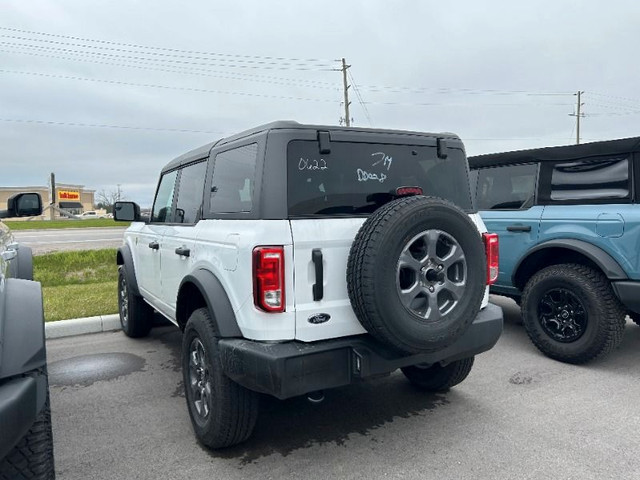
[210,143,258,214]
[476,164,537,210]
[550,157,629,201]
[174,160,208,224]
[151,170,178,223]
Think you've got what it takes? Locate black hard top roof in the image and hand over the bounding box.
[468,136,640,169]
[162,121,462,172]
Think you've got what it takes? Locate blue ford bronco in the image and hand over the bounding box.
[469,137,640,364]
[0,193,55,480]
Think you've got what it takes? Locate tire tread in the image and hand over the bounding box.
[521,263,625,364]
[118,267,153,338]
[182,308,259,449]
[347,196,485,353]
[401,357,474,392]
[0,389,55,480]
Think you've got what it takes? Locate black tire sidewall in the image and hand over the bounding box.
[182,311,219,435]
[523,268,602,358]
[117,267,130,332]
[181,308,260,448]
[118,266,151,338]
[0,372,55,479]
[402,357,474,391]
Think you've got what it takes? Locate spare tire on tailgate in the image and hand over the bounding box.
[347,196,486,354]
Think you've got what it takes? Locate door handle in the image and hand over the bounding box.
[312,249,323,301]
[148,241,159,250]
[175,247,190,257]
[507,225,532,233]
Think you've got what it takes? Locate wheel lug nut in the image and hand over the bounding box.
[437,265,443,271]
[428,286,435,293]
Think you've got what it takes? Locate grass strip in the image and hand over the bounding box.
[4,218,130,230]
[43,282,118,322]
[33,248,120,321]
[34,248,118,287]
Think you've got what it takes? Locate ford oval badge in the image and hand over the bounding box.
[308,313,330,324]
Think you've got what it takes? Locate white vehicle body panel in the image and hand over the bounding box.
[290,218,367,342]
[291,213,489,342]
[126,220,296,341]
[126,223,166,303]
[126,211,490,343]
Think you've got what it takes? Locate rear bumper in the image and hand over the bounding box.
[0,373,46,460]
[219,302,503,399]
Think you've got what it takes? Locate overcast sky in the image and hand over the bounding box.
[2,0,640,206]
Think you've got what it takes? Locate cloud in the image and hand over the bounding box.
[1,0,640,206]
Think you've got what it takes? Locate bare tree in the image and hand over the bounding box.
[96,188,123,213]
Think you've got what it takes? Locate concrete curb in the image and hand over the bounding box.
[45,314,121,339]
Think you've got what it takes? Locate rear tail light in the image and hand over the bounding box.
[483,233,499,285]
[253,246,285,312]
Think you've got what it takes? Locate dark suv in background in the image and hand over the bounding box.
[0,193,55,480]
[469,137,640,364]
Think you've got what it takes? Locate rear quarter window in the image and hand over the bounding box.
[549,157,629,201]
[287,140,473,216]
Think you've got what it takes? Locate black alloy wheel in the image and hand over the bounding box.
[537,288,587,343]
[187,337,212,423]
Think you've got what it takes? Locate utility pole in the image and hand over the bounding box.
[341,58,351,126]
[49,172,56,221]
[569,91,585,144]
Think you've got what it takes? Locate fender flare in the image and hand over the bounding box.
[0,279,46,378]
[116,245,141,296]
[514,238,628,285]
[177,269,242,338]
[8,246,34,280]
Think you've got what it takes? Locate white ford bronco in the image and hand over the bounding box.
[114,121,503,449]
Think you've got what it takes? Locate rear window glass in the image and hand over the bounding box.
[287,140,473,216]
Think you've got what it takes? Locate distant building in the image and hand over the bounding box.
[0,184,95,218]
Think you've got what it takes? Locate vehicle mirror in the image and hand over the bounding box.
[7,193,43,217]
[114,201,141,222]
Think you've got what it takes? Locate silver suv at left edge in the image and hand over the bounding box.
[0,193,55,480]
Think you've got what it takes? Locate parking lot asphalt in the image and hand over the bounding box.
[47,296,640,480]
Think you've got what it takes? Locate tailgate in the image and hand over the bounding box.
[290,218,367,342]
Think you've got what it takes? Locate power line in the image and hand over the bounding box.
[0,69,338,103]
[587,102,640,113]
[348,70,373,126]
[0,41,335,71]
[586,111,640,117]
[363,100,573,107]
[0,55,576,109]
[465,137,582,141]
[0,48,339,88]
[0,26,334,64]
[587,91,640,105]
[353,84,572,97]
[0,117,226,134]
[0,35,336,69]
[1,116,593,143]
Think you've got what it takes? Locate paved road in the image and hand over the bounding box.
[47,297,640,480]
[13,228,126,254]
